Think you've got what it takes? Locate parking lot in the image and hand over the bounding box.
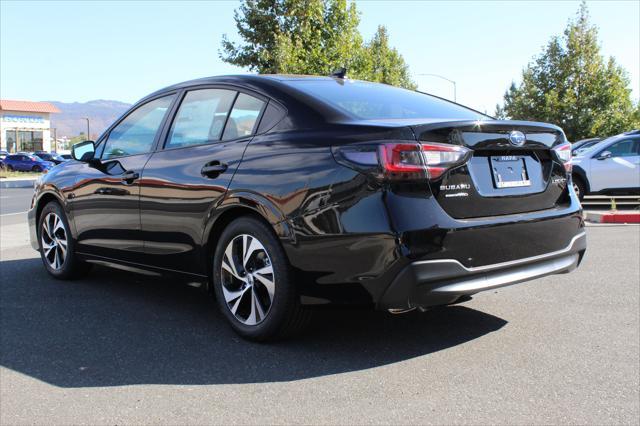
[0,187,638,425]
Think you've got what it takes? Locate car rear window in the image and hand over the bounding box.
[287,79,487,121]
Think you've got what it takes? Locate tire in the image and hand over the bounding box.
[6,165,13,171]
[37,201,91,280]
[572,176,586,201]
[32,165,42,172]
[212,216,310,341]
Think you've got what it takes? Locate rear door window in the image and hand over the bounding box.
[222,93,266,140]
[166,89,237,149]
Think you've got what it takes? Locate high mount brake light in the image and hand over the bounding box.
[553,142,572,172]
[337,141,471,180]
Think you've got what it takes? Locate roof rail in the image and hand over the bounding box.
[623,129,640,135]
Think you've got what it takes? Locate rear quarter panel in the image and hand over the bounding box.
[226,129,403,305]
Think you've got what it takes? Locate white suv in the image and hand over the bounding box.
[571,131,640,200]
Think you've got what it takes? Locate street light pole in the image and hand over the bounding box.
[417,73,457,102]
[83,117,91,141]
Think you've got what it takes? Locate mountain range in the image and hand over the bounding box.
[49,100,132,139]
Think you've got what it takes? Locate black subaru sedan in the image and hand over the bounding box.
[28,75,586,341]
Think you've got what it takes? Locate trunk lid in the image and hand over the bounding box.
[411,120,571,219]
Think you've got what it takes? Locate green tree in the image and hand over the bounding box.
[220,0,416,89]
[70,133,86,145]
[496,2,639,141]
[351,26,416,90]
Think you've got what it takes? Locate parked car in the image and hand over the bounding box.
[33,151,68,165]
[0,150,8,167]
[572,130,640,200]
[59,153,73,160]
[27,75,586,341]
[3,154,54,172]
[571,137,602,156]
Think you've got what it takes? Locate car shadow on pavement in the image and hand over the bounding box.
[0,257,507,387]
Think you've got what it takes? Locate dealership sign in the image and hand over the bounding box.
[2,114,45,124]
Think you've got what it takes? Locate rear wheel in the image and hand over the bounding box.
[212,216,309,341]
[38,201,91,279]
[572,176,586,201]
[6,165,13,171]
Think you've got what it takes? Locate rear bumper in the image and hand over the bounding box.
[378,231,586,310]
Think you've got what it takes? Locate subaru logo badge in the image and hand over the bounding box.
[509,130,526,146]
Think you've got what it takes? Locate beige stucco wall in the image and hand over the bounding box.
[0,110,52,152]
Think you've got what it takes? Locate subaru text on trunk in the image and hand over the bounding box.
[27,75,586,341]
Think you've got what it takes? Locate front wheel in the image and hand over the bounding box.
[572,176,586,201]
[38,201,91,279]
[32,165,42,172]
[212,216,309,341]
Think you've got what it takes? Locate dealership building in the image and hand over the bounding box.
[0,100,60,153]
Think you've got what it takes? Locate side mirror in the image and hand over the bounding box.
[597,151,612,160]
[72,140,95,162]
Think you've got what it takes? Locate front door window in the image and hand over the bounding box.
[102,95,175,160]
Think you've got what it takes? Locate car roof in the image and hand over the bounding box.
[138,74,360,125]
[148,74,333,97]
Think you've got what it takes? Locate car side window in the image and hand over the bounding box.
[222,93,265,141]
[102,95,175,160]
[166,89,236,149]
[605,139,637,158]
[257,101,287,134]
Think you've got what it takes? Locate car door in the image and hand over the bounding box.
[589,138,640,192]
[18,155,32,171]
[71,94,176,260]
[12,155,24,170]
[139,88,267,275]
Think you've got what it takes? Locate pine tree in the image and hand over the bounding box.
[497,2,639,140]
[220,0,416,89]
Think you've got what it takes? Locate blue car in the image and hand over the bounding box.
[2,154,54,172]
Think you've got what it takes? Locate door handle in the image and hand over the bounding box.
[201,162,228,177]
[121,171,140,184]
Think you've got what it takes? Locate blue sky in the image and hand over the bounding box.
[1,0,638,114]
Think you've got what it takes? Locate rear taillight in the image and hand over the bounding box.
[378,143,428,180]
[335,141,471,180]
[418,143,472,179]
[553,142,572,172]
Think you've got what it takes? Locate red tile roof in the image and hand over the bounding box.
[0,100,60,114]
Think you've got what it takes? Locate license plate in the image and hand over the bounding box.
[490,156,531,188]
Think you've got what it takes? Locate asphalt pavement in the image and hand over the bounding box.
[0,187,33,227]
[0,187,638,425]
